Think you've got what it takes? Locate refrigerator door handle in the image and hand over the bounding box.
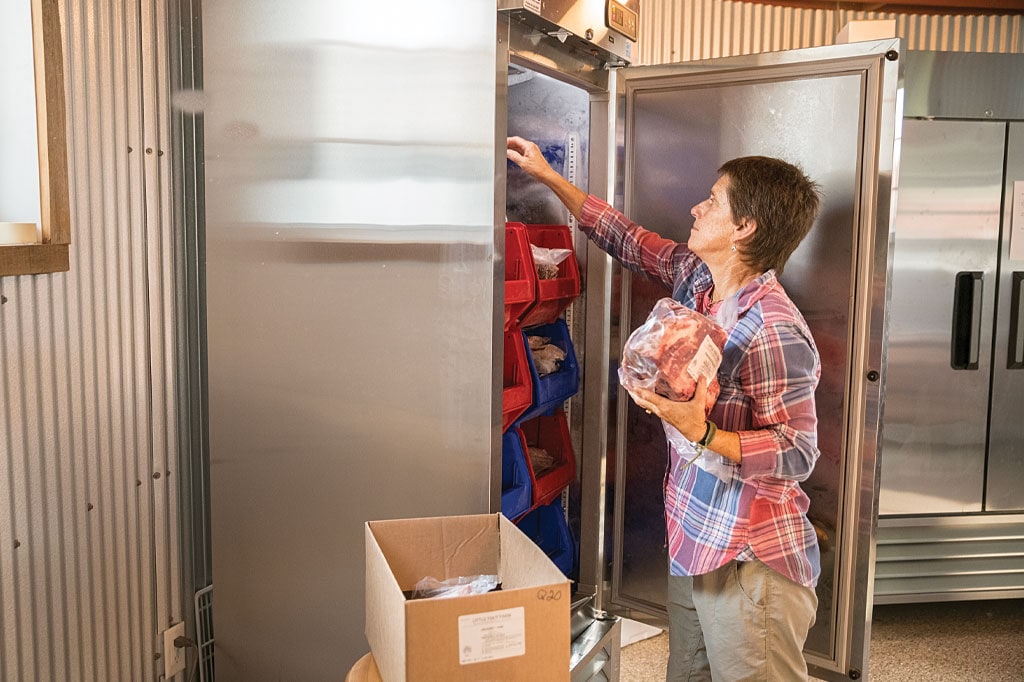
[951,271,984,370]
[1009,271,1024,369]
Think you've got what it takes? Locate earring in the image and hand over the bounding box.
[731,244,737,252]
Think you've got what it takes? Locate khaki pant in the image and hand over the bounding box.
[666,573,710,681]
[668,560,817,681]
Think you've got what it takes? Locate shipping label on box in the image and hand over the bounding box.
[457,606,526,665]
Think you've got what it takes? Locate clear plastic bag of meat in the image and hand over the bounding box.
[618,297,728,415]
[531,244,573,279]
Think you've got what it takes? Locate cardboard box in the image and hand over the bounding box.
[835,20,897,45]
[365,513,570,681]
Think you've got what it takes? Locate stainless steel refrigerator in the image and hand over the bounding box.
[201,2,901,679]
[499,4,901,679]
[875,51,1024,603]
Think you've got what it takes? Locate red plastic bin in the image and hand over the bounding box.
[502,326,532,432]
[504,222,537,331]
[518,224,581,329]
[518,410,577,509]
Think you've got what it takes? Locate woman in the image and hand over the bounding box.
[507,136,823,681]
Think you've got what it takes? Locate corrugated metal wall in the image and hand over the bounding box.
[1,1,1020,680]
[0,0,185,680]
[640,2,1023,64]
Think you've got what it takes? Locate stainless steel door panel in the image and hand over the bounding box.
[987,121,1024,511]
[204,5,501,677]
[880,120,1005,515]
[617,73,865,620]
[609,41,901,680]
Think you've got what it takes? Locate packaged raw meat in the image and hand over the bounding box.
[527,335,567,375]
[618,297,728,414]
[530,244,573,280]
[528,446,557,478]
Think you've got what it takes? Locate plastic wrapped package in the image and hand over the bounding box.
[527,334,567,375]
[619,298,736,481]
[411,574,499,600]
[530,244,573,280]
[618,297,728,414]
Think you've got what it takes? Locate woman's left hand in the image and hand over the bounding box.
[628,377,710,443]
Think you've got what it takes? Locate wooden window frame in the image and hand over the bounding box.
[0,0,70,277]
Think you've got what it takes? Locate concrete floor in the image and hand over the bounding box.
[619,598,1024,681]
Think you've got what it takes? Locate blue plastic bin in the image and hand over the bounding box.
[518,318,579,423]
[516,500,575,577]
[501,428,533,521]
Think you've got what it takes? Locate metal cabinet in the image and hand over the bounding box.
[876,51,1024,604]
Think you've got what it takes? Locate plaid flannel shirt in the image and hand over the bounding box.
[580,195,822,587]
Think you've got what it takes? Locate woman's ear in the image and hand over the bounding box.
[735,217,757,242]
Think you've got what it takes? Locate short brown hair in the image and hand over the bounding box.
[718,156,820,275]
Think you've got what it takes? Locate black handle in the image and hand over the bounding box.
[1009,272,1024,370]
[951,271,983,370]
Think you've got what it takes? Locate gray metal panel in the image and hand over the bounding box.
[202,3,500,678]
[507,20,611,92]
[0,0,185,680]
[499,0,639,65]
[610,40,902,681]
[880,120,1005,515]
[903,51,1024,120]
[169,0,212,597]
[570,616,621,680]
[987,122,1024,511]
[874,515,1024,602]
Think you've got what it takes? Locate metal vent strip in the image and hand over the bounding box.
[874,516,1024,603]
